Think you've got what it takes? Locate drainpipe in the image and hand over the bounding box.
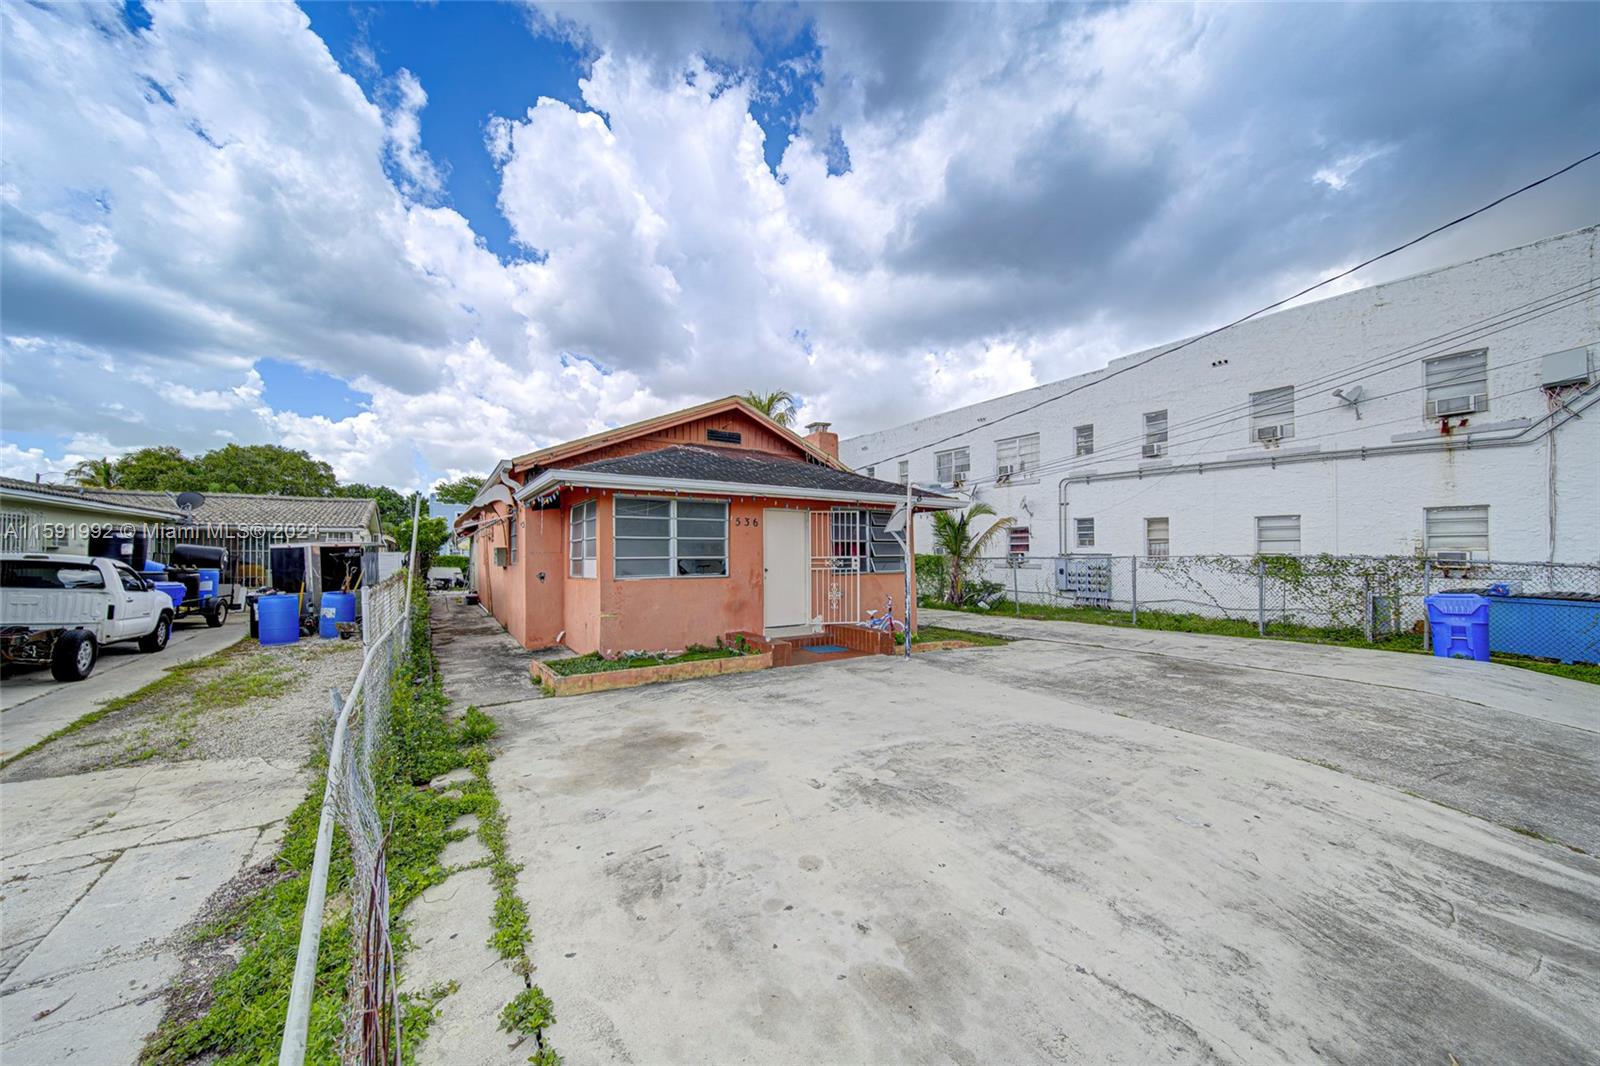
[1057,478,1071,556]
[904,475,913,660]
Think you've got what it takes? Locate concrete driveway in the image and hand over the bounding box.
[1,612,246,759]
[488,626,1600,1063]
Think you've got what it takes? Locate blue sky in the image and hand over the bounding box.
[2,1,1596,489]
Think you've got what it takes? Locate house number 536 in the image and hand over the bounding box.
[734,516,759,527]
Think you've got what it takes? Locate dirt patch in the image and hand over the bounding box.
[2,638,361,782]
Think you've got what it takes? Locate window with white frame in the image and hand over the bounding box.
[1425,505,1489,560]
[829,509,904,573]
[614,497,728,578]
[1250,386,1295,443]
[935,447,970,485]
[995,433,1040,479]
[1074,424,1094,457]
[1143,411,1168,458]
[1074,517,1095,548]
[508,509,518,563]
[1255,514,1301,555]
[1424,350,1489,418]
[897,460,909,485]
[865,466,876,479]
[568,500,597,577]
[1145,517,1170,558]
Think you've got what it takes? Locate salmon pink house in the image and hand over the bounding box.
[454,397,958,656]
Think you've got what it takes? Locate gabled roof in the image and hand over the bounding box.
[510,396,843,472]
[77,487,379,531]
[517,445,961,508]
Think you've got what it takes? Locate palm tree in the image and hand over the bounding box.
[930,503,1013,603]
[742,389,798,428]
[66,456,118,487]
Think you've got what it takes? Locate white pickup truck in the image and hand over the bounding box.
[1,553,176,681]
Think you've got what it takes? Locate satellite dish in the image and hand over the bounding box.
[885,505,908,534]
[175,491,206,512]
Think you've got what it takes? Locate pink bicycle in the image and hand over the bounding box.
[865,595,906,634]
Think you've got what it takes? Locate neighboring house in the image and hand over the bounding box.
[427,497,470,554]
[844,226,1600,565]
[71,486,380,585]
[455,397,956,655]
[0,475,183,553]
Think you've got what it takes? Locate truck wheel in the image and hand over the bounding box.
[139,613,173,653]
[51,631,98,682]
[205,601,229,628]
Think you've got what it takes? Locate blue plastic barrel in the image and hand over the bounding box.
[197,568,220,602]
[319,591,357,639]
[257,594,301,646]
[142,560,166,574]
[152,581,186,611]
[1426,593,1491,661]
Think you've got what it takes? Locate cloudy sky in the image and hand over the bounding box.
[2,1,1596,489]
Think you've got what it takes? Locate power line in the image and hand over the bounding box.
[863,147,1600,470]
[951,281,1597,490]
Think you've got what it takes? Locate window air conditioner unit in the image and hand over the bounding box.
[1428,394,1484,418]
[1432,550,1471,563]
[996,463,1016,479]
[1254,424,1284,443]
[493,547,508,567]
[1142,443,1166,459]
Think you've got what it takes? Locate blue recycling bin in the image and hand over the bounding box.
[1426,593,1491,661]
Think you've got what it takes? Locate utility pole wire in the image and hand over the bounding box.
[864,146,1600,470]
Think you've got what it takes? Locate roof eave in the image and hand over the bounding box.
[513,468,964,509]
[0,485,183,522]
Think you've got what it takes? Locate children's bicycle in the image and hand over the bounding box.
[865,595,906,634]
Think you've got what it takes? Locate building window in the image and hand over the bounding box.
[865,466,876,479]
[995,433,1040,479]
[1,511,29,552]
[935,447,970,485]
[508,510,518,563]
[1424,350,1489,418]
[569,500,597,578]
[1074,425,1094,457]
[1008,526,1031,557]
[1145,517,1170,558]
[1425,505,1489,560]
[897,460,909,485]
[1074,517,1095,548]
[614,497,728,578]
[1143,411,1168,459]
[830,509,904,573]
[1250,386,1295,444]
[1255,514,1301,555]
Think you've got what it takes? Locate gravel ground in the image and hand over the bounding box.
[1,638,362,782]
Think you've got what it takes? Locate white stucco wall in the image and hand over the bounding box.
[843,226,1600,565]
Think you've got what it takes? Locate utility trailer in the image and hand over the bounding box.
[144,543,236,628]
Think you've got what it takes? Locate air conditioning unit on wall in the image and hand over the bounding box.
[1254,424,1284,443]
[1427,393,1486,418]
[1142,443,1166,459]
[493,547,508,567]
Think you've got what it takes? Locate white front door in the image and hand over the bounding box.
[763,509,810,631]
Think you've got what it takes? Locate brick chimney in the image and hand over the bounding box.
[804,420,839,460]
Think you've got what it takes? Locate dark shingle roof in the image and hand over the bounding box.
[565,445,941,499]
[0,476,183,518]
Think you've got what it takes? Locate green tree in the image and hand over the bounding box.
[190,444,337,496]
[431,475,485,505]
[394,515,450,567]
[113,446,197,490]
[66,456,119,487]
[930,503,1013,603]
[334,483,418,531]
[741,389,798,428]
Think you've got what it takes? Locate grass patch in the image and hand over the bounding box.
[142,584,553,1065]
[926,598,1600,685]
[544,642,750,677]
[895,625,1009,647]
[0,642,263,770]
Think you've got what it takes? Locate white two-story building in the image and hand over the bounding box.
[843,226,1600,566]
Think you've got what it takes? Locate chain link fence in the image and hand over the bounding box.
[929,552,1600,666]
[282,509,420,1066]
